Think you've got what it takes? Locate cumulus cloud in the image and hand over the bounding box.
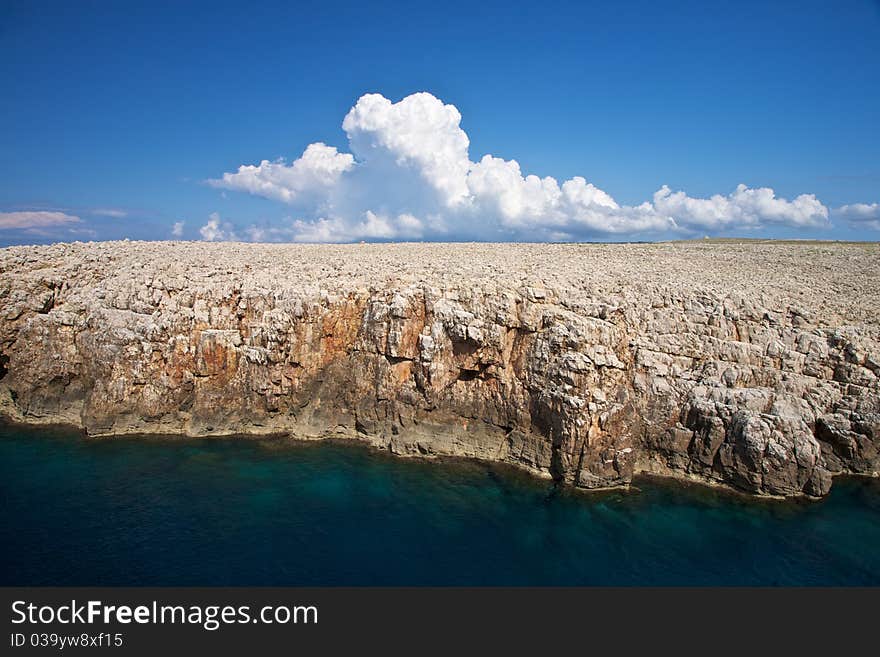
[288,211,425,243]
[342,92,472,206]
[199,212,238,241]
[208,143,354,204]
[171,221,185,237]
[834,203,880,230]
[209,91,839,242]
[0,211,82,231]
[653,184,829,229]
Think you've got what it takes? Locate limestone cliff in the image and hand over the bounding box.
[1,240,878,497]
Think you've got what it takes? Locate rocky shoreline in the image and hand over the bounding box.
[1,240,878,498]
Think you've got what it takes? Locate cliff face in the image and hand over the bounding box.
[1,240,878,497]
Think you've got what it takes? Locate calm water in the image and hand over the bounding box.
[2,424,879,586]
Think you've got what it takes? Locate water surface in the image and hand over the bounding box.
[2,424,879,585]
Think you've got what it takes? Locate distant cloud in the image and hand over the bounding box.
[290,211,425,243]
[210,91,839,242]
[171,220,185,237]
[92,208,128,218]
[654,184,828,229]
[0,210,82,231]
[208,143,354,204]
[199,212,237,241]
[245,225,268,242]
[834,203,880,230]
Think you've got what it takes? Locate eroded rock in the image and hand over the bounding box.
[1,239,878,497]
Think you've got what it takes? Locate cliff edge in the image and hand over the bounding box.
[1,240,878,497]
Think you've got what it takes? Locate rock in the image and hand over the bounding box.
[0,239,878,497]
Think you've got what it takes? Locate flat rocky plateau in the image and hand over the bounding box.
[1,239,878,497]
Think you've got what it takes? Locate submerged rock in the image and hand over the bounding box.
[1,239,878,497]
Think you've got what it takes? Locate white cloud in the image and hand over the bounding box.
[342,92,472,206]
[92,208,128,218]
[288,211,425,243]
[834,203,880,230]
[171,221,185,237]
[208,142,354,204]
[245,225,267,242]
[465,159,676,236]
[242,224,294,243]
[210,91,843,242]
[653,184,829,229]
[0,211,82,231]
[199,212,238,241]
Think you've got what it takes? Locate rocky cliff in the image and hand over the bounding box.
[1,240,878,497]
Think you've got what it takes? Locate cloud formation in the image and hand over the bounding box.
[209,143,354,204]
[0,211,82,232]
[834,203,880,231]
[92,208,128,218]
[171,221,185,237]
[653,184,829,229]
[199,212,237,241]
[209,92,833,242]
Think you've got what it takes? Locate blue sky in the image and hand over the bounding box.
[1,0,879,245]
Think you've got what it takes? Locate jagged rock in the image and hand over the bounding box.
[0,239,878,497]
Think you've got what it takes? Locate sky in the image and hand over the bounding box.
[1,0,879,245]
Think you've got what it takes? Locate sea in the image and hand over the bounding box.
[2,423,879,586]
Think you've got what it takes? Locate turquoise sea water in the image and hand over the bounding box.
[2,423,879,586]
